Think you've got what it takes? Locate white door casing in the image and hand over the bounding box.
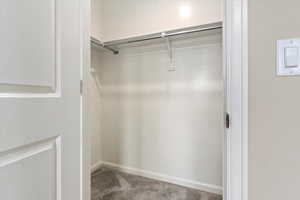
[0,0,82,200]
[224,0,248,200]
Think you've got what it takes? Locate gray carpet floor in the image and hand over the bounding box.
[92,166,222,200]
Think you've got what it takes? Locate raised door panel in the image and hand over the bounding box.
[0,137,61,200]
[0,0,82,199]
[0,0,58,94]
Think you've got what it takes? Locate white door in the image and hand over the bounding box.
[0,0,82,200]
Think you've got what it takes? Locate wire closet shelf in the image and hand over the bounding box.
[91,22,222,55]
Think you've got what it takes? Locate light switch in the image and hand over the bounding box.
[277,38,300,76]
[284,47,299,68]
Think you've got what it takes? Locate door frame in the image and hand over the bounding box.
[80,0,249,200]
[223,0,248,200]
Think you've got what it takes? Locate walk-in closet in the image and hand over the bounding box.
[89,1,224,200]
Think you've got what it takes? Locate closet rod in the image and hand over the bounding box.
[91,22,222,55]
[103,22,222,47]
[91,37,119,55]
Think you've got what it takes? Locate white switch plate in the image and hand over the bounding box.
[277,38,300,76]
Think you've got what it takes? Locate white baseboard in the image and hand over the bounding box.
[91,160,103,173]
[93,161,222,195]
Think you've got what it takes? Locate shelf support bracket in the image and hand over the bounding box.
[161,33,176,72]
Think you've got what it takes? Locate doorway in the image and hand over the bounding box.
[90,23,223,200]
[81,0,247,199]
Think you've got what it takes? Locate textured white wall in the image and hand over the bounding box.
[93,0,222,41]
[93,32,223,187]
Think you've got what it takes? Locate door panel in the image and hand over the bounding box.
[0,0,57,92]
[0,137,59,200]
[0,0,82,199]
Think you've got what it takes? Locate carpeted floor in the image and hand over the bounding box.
[92,166,222,200]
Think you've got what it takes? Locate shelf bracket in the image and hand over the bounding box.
[161,33,176,72]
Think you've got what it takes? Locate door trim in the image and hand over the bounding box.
[224,0,248,200]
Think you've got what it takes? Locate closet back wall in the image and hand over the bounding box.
[95,33,223,192]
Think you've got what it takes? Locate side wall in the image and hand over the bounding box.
[89,46,103,167]
[90,0,103,167]
[249,0,300,199]
[91,0,103,40]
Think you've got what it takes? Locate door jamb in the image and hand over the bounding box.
[224,0,248,200]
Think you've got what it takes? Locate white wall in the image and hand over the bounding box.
[90,0,104,167]
[94,0,222,41]
[93,32,223,189]
[91,0,103,39]
[249,0,300,199]
[89,46,103,166]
